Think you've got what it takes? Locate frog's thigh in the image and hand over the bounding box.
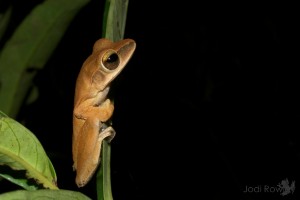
[76,117,116,184]
[76,117,102,177]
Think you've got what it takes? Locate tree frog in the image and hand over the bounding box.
[72,38,136,187]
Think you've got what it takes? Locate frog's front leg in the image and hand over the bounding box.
[74,99,114,122]
[75,117,116,187]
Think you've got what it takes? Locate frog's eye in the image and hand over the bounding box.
[102,50,120,71]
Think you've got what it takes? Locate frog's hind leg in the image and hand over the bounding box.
[75,117,115,187]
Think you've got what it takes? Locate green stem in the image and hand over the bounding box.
[96,140,113,200]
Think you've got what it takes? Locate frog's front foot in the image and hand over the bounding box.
[99,123,116,143]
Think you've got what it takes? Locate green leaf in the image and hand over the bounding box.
[96,0,129,199]
[25,85,39,106]
[0,111,57,189]
[102,0,129,41]
[0,0,90,118]
[0,171,38,190]
[96,141,113,200]
[0,6,12,41]
[0,189,92,200]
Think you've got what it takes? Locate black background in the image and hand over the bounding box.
[0,1,299,199]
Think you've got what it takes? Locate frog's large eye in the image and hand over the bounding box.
[102,50,120,71]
